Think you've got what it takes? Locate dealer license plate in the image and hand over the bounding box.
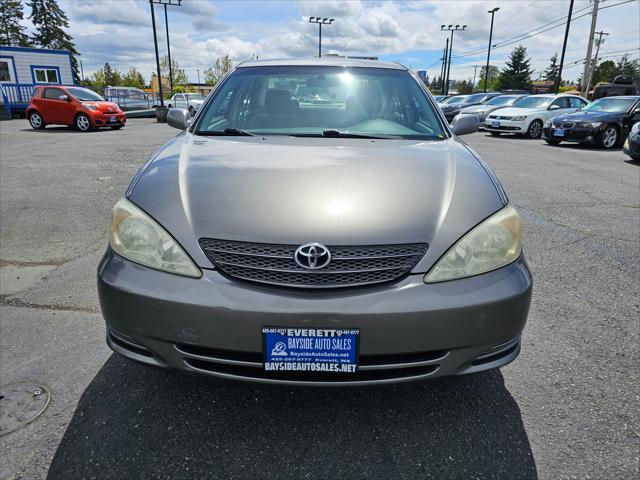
[110,116,117,123]
[262,327,359,374]
[554,128,565,137]
[491,120,500,128]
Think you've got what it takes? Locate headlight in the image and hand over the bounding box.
[424,205,522,283]
[580,122,601,128]
[631,122,640,140]
[82,103,97,111]
[109,198,201,278]
[512,115,527,121]
[544,119,552,127]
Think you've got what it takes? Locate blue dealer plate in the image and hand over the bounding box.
[263,327,359,374]
[554,128,565,137]
[491,120,500,128]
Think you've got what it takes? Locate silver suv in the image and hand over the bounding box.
[98,58,532,385]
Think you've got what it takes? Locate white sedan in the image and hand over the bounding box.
[167,93,206,116]
[485,94,589,138]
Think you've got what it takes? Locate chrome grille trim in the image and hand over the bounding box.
[562,121,576,129]
[199,239,428,288]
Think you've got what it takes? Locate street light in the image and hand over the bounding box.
[149,0,182,108]
[484,7,499,93]
[309,17,335,58]
[441,24,467,95]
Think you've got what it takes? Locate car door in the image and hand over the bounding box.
[40,87,68,124]
[569,96,587,112]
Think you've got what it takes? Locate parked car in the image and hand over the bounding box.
[98,57,531,385]
[440,92,502,122]
[433,94,450,102]
[459,94,528,126]
[543,96,640,148]
[591,75,638,100]
[26,85,125,132]
[104,86,156,111]
[623,122,640,160]
[485,94,589,138]
[167,93,206,115]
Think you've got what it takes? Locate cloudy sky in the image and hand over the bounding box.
[26,0,640,83]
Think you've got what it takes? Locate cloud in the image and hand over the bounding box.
[63,0,148,27]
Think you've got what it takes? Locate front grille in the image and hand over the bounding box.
[562,121,576,128]
[199,239,428,288]
[175,343,445,383]
[488,115,513,120]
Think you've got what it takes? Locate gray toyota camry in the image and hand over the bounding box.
[98,57,532,385]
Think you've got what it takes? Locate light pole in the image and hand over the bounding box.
[554,0,574,93]
[440,38,448,95]
[441,24,467,95]
[484,7,499,93]
[149,0,182,108]
[309,17,335,58]
[196,69,200,85]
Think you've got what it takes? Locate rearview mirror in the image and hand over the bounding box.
[451,114,479,136]
[58,94,69,102]
[167,108,192,130]
[548,104,560,110]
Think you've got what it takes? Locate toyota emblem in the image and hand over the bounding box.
[294,243,331,270]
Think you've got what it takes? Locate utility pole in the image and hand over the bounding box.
[484,7,499,93]
[471,65,481,92]
[581,0,600,96]
[164,4,173,93]
[309,17,335,58]
[586,30,609,96]
[440,38,449,94]
[149,0,164,107]
[441,24,467,95]
[554,0,575,93]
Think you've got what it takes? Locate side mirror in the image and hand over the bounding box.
[58,94,69,102]
[548,104,560,110]
[451,114,479,136]
[167,108,192,130]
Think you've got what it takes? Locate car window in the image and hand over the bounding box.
[569,97,585,108]
[66,87,104,101]
[176,94,184,101]
[43,87,64,100]
[513,96,552,109]
[581,97,638,113]
[551,97,571,109]
[195,66,447,140]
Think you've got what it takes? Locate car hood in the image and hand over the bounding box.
[84,101,120,113]
[128,134,505,272]
[490,106,545,117]
[554,110,619,122]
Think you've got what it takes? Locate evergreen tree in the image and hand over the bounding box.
[28,0,80,81]
[499,45,533,91]
[477,65,500,91]
[543,53,559,82]
[0,0,30,46]
[204,54,233,85]
[615,54,640,79]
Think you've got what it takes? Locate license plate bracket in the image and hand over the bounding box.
[262,327,359,374]
[554,128,565,137]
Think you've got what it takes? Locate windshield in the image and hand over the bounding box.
[461,93,490,105]
[441,95,467,105]
[186,94,206,100]
[514,96,552,109]
[194,66,447,139]
[66,87,104,101]
[487,95,520,106]
[580,97,637,113]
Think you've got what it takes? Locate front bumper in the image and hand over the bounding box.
[484,119,526,133]
[98,249,532,385]
[543,125,599,143]
[90,111,126,127]
[623,136,640,160]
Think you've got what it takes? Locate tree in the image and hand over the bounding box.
[476,65,500,91]
[160,55,189,87]
[90,62,122,89]
[615,54,640,79]
[0,0,30,46]
[122,67,145,89]
[543,53,559,82]
[203,54,233,85]
[499,45,533,91]
[28,0,80,81]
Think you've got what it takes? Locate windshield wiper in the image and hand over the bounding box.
[194,128,254,136]
[291,130,391,139]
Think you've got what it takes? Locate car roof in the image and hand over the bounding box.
[237,57,407,70]
[593,95,640,100]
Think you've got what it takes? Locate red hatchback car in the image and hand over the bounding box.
[26,85,126,132]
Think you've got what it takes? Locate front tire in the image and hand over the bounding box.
[598,126,618,149]
[28,112,45,129]
[527,120,543,139]
[75,113,92,132]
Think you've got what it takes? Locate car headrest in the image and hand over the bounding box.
[265,89,293,114]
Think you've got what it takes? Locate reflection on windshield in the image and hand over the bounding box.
[514,96,551,109]
[194,66,447,139]
[488,95,520,106]
[66,87,104,101]
[581,98,636,113]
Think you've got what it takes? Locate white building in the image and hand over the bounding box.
[0,45,75,115]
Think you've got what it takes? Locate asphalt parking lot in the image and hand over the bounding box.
[1,118,638,479]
